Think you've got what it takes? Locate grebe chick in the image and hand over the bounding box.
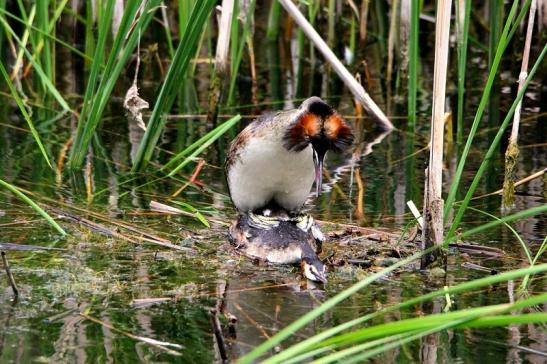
[229,213,327,283]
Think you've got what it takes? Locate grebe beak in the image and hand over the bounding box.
[312,148,326,197]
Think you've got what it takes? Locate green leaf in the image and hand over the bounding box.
[0,178,66,235]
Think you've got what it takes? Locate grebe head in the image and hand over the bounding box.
[301,256,327,283]
[284,97,354,197]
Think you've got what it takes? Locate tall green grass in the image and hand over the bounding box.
[0,12,71,112]
[69,0,162,169]
[131,0,216,172]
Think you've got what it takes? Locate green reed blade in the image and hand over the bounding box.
[69,0,115,167]
[0,60,51,168]
[171,200,210,228]
[0,0,5,60]
[521,235,547,290]
[165,115,241,175]
[331,312,545,364]
[131,0,216,172]
[0,178,66,235]
[319,293,547,349]
[312,294,547,364]
[266,0,282,41]
[37,0,53,87]
[0,6,90,62]
[7,3,34,82]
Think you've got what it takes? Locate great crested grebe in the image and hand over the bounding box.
[225,96,353,214]
[225,97,354,283]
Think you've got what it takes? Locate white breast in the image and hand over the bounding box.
[227,138,315,213]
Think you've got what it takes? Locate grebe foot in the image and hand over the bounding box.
[248,211,281,230]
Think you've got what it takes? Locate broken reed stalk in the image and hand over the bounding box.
[207,0,235,125]
[278,0,393,130]
[421,0,452,269]
[1,251,19,297]
[502,0,537,210]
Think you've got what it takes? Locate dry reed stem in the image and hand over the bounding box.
[278,0,393,130]
[509,0,536,145]
[421,0,452,268]
[207,0,235,124]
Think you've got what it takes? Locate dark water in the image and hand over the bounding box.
[1,10,546,364]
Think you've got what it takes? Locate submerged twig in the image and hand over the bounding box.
[1,251,19,297]
[278,0,393,130]
[80,312,183,356]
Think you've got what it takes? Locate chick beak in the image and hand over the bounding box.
[314,270,327,284]
[313,149,326,197]
[302,261,328,284]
